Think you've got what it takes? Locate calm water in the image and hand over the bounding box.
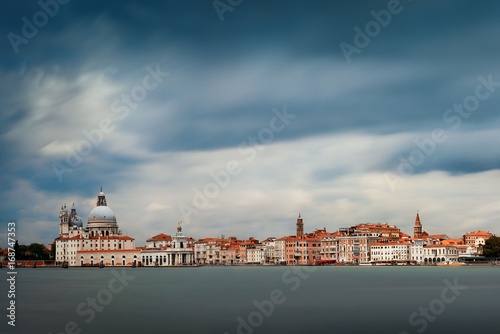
[1,266,499,334]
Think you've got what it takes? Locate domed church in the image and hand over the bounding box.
[87,188,119,237]
[55,188,138,267]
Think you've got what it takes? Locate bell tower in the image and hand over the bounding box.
[413,212,423,239]
[59,204,69,236]
[296,213,304,239]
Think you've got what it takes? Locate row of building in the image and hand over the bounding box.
[54,189,494,267]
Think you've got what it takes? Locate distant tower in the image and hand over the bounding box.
[413,212,423,239]
[59,204,69,235]
[296,213,304,239]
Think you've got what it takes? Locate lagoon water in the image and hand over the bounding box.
[1,266,499,334]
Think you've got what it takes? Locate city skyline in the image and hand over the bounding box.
[2,1,500,248]
[3,187,499,248]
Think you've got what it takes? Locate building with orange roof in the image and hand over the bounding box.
[320,232,342,263]
[337,234,380,264]
[285,236,321,265]
[331,222,402,264]
[462,230,493,254]
[194,236,245,265]
[220,243,240,265]
[146,233,173,249]
[284,215,322,265]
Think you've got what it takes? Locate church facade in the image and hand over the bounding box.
[55,188,138,267]
[54,188,194,267]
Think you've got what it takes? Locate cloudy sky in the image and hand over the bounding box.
[1,0,499,247]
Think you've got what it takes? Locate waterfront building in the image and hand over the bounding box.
[423,245,458,264]
[349,223,402,241]
[370,242,410,264]
[247,245,265,264]
[140,222,194,266]
[337,234,380,264]
[456,244,475,257]
[220,243,240,265]
[463,230,492,254]
[146,233,172,249]
[284,215,322,265]
[409,239,425,264]
[194,238,221,265]
[261,237,277,264]
[194,237,246,265]
[55,188,138,267]
[274,237,287,265]
[319,232,342,262]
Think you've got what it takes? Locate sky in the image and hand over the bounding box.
[1,0,499,247]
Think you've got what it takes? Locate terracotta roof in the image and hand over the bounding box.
[464,230,492,237]
[146,233,172,242]
[441,238,463,246]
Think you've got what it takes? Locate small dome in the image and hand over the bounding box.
[88,206,117,224]
[70,215,83,227]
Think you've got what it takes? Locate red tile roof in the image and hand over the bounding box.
[146,233,172,242]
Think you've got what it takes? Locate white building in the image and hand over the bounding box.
[423,245,458,264]
[274,238,287,265]
[370,242,410,263]
[262,238,277,264]
[410,239,425,264]
[247,246,265,264]
[140,222,194,266]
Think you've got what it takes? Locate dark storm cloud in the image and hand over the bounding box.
[1,0,500,245]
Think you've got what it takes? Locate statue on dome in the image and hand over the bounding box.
[177,220,183,233]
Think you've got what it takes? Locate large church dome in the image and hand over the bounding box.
[88,206,117,223]
[87,188,117,225]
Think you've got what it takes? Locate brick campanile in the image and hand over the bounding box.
[296,213,304,239]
